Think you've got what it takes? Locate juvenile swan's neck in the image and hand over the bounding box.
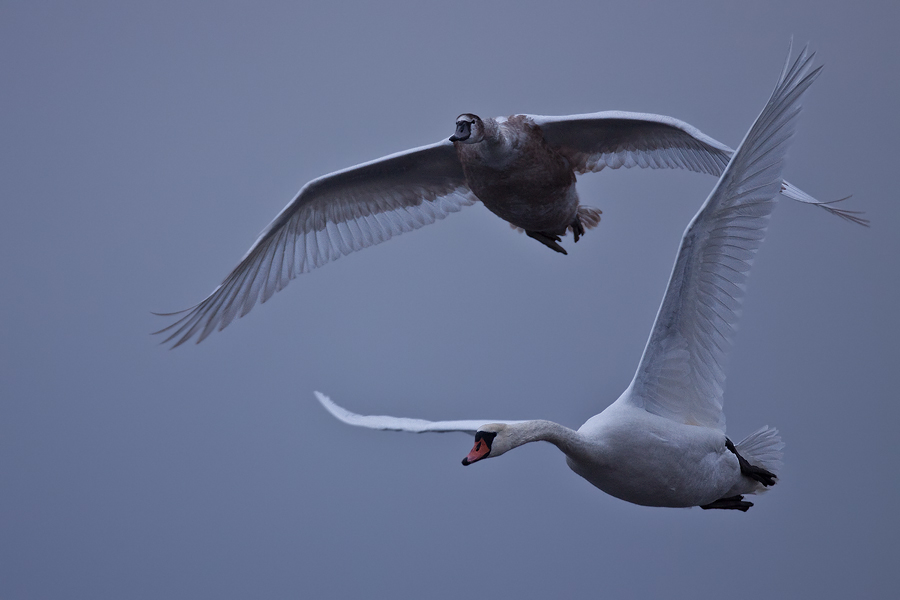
[505,420,595,463]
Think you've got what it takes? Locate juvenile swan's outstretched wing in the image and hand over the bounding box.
[315,392,523,435]
[530,108,862,225]
[532,110,733,176]
[626,46,821,431]
[156,141,473,347]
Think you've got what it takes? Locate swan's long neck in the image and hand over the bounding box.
[503,420,596,464]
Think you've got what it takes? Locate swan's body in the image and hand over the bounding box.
[156,54,859,348]
[456,115,577,231]
[314,46,822,511]
[474,405,777,509]
[452,113,600,252]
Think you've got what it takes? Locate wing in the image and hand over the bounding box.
[529,107,864,225]
[156,140,475,347]
[315,392,523,435]
[531,110,733,176]
[625,46,821,432]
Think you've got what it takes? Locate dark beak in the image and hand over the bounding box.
[449,135,460,142]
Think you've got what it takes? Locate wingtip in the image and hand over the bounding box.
[314,390,354,424]
[815,197,870,227]
[150,306,200,348]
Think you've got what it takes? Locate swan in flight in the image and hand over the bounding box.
[155,52,860,349]
[314,46,823,511]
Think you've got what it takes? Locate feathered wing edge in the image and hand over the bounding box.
[780,181,867,225]
[154,141,475,348]
[531,112,863,225]
[532,109,734,176]
[314,392,523,435]
[626,45,821,431]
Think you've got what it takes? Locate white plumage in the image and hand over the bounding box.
[315,45,821,511]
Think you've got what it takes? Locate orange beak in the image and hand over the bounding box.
[462,439,491,465]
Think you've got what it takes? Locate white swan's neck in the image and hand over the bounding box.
[502,420,596,463]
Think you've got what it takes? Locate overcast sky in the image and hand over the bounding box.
[2,1,898,598]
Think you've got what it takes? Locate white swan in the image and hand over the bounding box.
[313,46,823,511]
[155,57,859,348]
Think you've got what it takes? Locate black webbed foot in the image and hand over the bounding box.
[726,438,777,487]
[701,495,753,511]
[526,230,567,254]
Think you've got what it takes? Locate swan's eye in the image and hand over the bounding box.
[463,431,497,466]
[473,430,496,448]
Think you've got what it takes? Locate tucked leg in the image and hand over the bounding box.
[726,438,777,487]
[526,230,567,255]
[571,214,585,243]
[701,495,754,511]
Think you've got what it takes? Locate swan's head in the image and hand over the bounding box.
[461,423,511,465]
[449,114,485,144]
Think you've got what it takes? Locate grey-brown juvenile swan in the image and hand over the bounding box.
[156,55,859,348]
[313,46,822,511]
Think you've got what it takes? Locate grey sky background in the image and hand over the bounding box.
[2,1,898,598]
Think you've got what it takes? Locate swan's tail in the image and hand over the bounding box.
[574,205,602,230]
[735,425,784,492]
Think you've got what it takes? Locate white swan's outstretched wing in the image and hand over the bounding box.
[156,140,474,347]
[625,46,821,432]
[529,109,863,225]
[315,392,523,435]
